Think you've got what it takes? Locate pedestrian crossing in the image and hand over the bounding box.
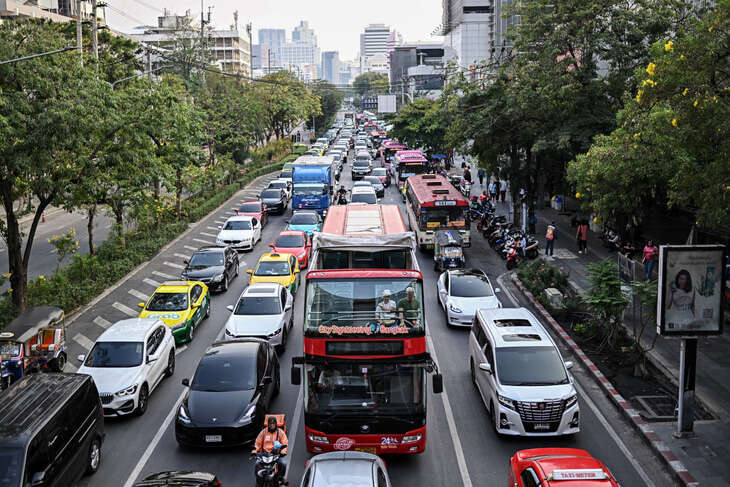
[113,301,138,317]
[128,289,149,301]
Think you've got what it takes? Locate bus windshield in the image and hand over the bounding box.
[304,278,424,336]
[398,164,428,180]
[421,207,467,229]
[304,362,425,415]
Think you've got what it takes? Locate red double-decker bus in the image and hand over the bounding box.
[291,204,443,455]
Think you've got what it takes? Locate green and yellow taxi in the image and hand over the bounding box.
[138,281,210,344]
[247,252,301,296]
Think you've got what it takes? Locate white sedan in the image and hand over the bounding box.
[78,318,175,417]
[224,283,293,352]
[437,269,501,327]
[216,215,262,251]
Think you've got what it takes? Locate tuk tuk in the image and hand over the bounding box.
[433,230,466,271]
[0,306,66,389]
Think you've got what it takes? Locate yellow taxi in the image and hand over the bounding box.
[138,281,210,344]
[247,253,301,296]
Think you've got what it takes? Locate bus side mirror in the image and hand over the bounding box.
[432,374,443,394]
[291,366,301,385]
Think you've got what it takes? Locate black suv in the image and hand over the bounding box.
[260,189,287,215]
[181,246,239,293]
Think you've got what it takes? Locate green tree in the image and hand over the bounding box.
[388,98,448,153]
[308,80,345,136]
[353,72,389,96]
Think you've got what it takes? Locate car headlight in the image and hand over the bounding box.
[238,404,256,424]
[225,328,235,337]
[297,251,307,259]
[177,404,191,424]
[565,394,578,409]
[115,384,138,397]
[216,238,224,245]
[449,303,462,313]
[171,321,188,331]
[212,274,224,282]
[268,328,282,338]
[498,393,516,410]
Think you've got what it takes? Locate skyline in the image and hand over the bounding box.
[106,0,443,61]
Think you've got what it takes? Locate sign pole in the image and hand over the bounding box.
[675,338,698,437]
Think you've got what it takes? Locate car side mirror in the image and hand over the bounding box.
[262,376,273,385]
[479,363,492,374]
[226,304,234,312]
[294,269,300,274]
[494,288,501,293]
[564,361,574,370]
[269,243,274,248]
[247,269,253,275]
[31,471,46,487]
[147,356,158,364]
[137,302,145,308]
[218,225,222,229]
[432,374,443,394]
[77,354,86,363]
[182,378,190,387]
[291,366,301,385]
[285,302,293,311]
[183,259,189,265]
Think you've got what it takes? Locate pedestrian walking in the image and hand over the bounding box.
[642,240,659,280]
[477,167,485,186]
[463,167,473,184]
[489,180,498,202]
[576,221,588,254]
[500,180,507,202]
[545,221,556,256]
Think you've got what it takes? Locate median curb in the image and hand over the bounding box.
[64,170,278,328]
[511,274,698,487]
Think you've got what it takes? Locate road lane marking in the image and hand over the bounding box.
[64,361,78,372]
[128,289,149,301]
[163,261,185,270]
[284,385,303,482]
[93,316,112,329]
[238,261,248,268]
[573,380,656,487]
[123,387,188,487]
[496,274,518,307]
[72,333,95,350]
[200,232,217,238]
[173,253,188,260]
[143,278,160,288]
[193,238,214,245]
[425,334,473,487]
[183,245,197,251]
[112,301,138,317]
[174,345,187,356]
[206,226,219,231]
[152,270,175,280]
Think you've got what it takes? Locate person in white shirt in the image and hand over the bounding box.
[500,180,508,202]
[376,289,397,320]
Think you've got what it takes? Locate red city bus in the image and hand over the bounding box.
[395,150,429,193]
[405,174,471,250]
[291,204,443,455]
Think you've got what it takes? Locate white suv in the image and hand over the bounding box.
[78,318,175,417]
[468,308,579,436]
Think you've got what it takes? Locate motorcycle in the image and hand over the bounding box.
[460,179,471,198]
[506,245,521,270]
[336,188,349,205]
[253,449,285,487]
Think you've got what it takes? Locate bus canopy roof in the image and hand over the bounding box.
[312,232,416,253]
[395,150,427,163]
[382,140,407,150]
[407,174,469,207]
[321,205,406,236]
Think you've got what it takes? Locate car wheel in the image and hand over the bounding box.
[204,302,210,320]
[165,350,175,378]
[222,275,229,292]
[51,352,66,372]
[188,323,195,342]
[234,264,240,278]
[278,327,287,354]
[470,360,477,386]
[136,384,149,416]
[85,436,102,475]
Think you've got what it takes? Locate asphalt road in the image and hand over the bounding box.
[65,139,675,486]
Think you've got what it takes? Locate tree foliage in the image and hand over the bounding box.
[388,98,448,153]
[308,79,345,136]
[353,72,389,96]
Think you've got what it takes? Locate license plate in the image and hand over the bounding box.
[205,435,222,443]
[355,447,377,454]
[533,424,550,431]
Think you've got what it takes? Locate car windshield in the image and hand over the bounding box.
[280,170,293,179]
[238,203,261,213]
[269,182,286,190]
[192,354,256,391]
[224,220,252,231]
[276,234,305,247]
[451,274,493,297]
[255,261,291,276]
[0,342,21,357]
[354,159,370,166]
[372,168,386,176]
[146,292,188,311]
[235,296,280,315]
[261,190,281,199]
[305,278,424,335]
[290,213,318,225]
[304,362,425,415]
[189,252,224,267]
[293,184,326,196]
[364,177,381,186]
[0,447,23,487]
[496,347,569,385]
[84,342,144,367]
[351,192,377,204]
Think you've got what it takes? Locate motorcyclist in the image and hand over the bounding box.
[336,186,348,205]
[252,416,288,485]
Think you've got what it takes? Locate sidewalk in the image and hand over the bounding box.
[533,205,730,486]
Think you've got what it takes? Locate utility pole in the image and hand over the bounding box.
[267,49,271,75]
[91,0,98,62]
[147,48,152,88]
[76,0,82,65]
[246,21,253,78]
[200,0,205,81]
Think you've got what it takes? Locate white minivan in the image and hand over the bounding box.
[468,308,579,436]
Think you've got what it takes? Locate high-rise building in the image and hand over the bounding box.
[0,0,105,24]
[292,20,317,46]
[360,24,391,67]
[258,28,286,66]
[281,42,320,69]
[251,44,270,70]
[321,51,341,85]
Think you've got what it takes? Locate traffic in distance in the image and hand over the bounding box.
[0,107,661,487]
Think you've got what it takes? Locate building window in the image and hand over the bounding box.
[464,6,492,13]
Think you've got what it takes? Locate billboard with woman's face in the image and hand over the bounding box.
[657,245,726,336]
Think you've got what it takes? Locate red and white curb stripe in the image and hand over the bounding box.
[511,275,699,487]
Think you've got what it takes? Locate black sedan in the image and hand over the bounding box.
[175,339,280,447]
[260,189,287,215]
[133,471,221,487]
[180,246,239,293]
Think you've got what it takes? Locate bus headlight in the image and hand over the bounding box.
[402,434,422,443]
[308,434,329,443]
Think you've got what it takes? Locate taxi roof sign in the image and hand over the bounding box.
[549,469,608,481]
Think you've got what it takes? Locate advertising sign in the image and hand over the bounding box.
[377,95,397,114]
[657,245,725,336]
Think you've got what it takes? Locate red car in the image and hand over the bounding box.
[236,200,268,227]
[269,230,311,268]
[509,448,619,486]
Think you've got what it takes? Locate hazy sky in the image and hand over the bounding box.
[107,0,443,61]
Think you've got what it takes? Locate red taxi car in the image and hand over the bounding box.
[509,448,619,487]
[269,230,311,268]
[236,200,268,227]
